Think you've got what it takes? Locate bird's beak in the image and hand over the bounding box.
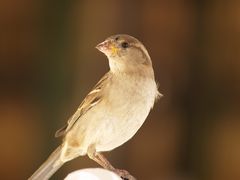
[96,40,119,55]
[96,40,108,53]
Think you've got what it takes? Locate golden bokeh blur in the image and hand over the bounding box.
[0,0,239,179]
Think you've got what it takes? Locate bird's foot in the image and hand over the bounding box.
[114,169,136,180]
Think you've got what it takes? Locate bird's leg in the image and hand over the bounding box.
[87,145,136,180]
[94,153,137,180]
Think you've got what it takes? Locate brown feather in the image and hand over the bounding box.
[55,72,111,137]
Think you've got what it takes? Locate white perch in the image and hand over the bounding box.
[65,168,122,180]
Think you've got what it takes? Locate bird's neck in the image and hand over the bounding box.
[110,64,155,80]
[108,57,153,77]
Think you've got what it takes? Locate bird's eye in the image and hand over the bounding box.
[121,42,129,49]
[115,37,119,41]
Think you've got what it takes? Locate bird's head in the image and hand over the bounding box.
[96,34,153,74]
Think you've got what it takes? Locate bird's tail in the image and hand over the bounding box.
[29,145,64,180]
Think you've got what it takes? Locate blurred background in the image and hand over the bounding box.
[0,0,240,179]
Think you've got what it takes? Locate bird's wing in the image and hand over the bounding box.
[55,72,111,137]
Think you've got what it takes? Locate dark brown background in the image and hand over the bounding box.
[0,0,240,179]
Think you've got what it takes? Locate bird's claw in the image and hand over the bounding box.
[114,169,136,180]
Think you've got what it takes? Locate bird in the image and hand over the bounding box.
[29,34,162,180]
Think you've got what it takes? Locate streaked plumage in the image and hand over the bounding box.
[29,34,161,180]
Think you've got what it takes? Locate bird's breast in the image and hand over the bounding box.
[94,75,157,151]
[107,74,157,111]
[64,74,158,155]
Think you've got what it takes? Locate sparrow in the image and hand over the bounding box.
[29,34,161,180]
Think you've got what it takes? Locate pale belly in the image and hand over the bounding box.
[66,96,152,155]
[94,99,151,152]
[63,76,157,159]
